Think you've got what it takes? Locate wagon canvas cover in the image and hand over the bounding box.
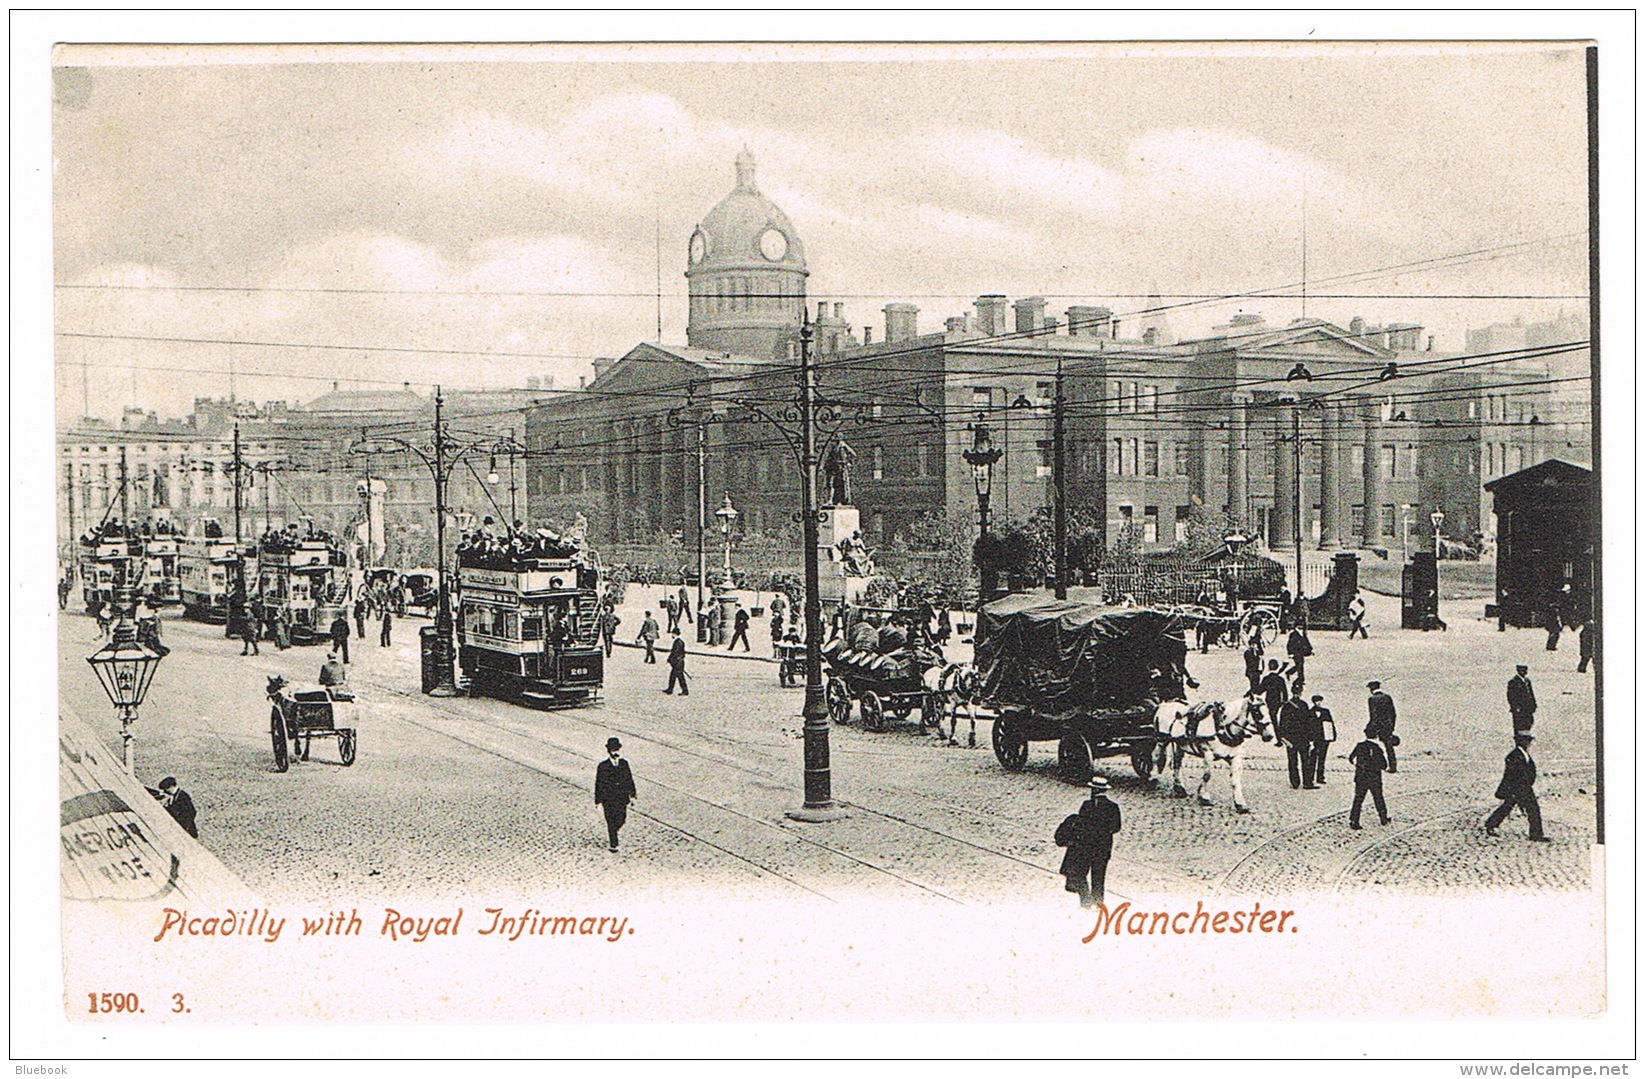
[974,592,1187,716]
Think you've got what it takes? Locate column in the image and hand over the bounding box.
[1226,393,1250,527]
[1361,400,1385,548]
[1318,403,1342,549]
[623,418,641,539]
[1271,398,1297,550]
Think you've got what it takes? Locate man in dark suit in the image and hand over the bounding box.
[1277,691,1316,789]
[664,629,689,695]
[1485,732,1549,841]
[378,606,393,647]
[1506,664,1537,734]
[1285,626,1313,688]
[329,613,351,664]
[156,776,198,839]
[1366,679,1398,773]
[594,737,637,852]
[1308,694,1336,786]
[1055,775,1122,907]
[1346,728,1390,829]
[1259,660,1289,726]
[1243,640,1264,694]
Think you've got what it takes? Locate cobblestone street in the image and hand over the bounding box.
[58,586,1598,907]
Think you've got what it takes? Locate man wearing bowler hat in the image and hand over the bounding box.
[1485,732,1549,842]
[1507,664,1537,734]
[594,737,638,852]
[1054,775,1122,908]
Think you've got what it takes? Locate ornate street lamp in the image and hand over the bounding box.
[1430,508,1445,559]
[1223,531,1249,558]
[86,587,164,775]
[963,421,1004,602]
[714,492,739,589]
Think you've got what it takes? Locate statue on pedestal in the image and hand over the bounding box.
[823,438,856,507]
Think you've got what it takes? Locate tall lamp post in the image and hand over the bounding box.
[352,385,516,697]
[86,586,164,775]
[715,493,738,589]
[1430,507,1445,626]
[963,421,1003,603]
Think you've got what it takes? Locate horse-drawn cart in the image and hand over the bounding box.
[265,675,358,772]
[821,637,942,732]
[974,593,1193,783]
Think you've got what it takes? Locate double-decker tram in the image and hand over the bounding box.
[178,521,245,622]
[77,528,132,611]
[456,532,604,707]
[141,530,182,607]
[256,524,348,645]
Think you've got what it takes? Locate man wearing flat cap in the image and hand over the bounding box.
[1485,732,1549,841]
[1365,679,1398,773]
[594,737,638,852]
[1506,665,1537,734]
[1054,775,1122,908]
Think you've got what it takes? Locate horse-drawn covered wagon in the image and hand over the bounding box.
[973,593,1197,783]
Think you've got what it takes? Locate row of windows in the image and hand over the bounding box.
[1110,381,1161,414]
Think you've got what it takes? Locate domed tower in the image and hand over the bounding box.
[685,149,808,359]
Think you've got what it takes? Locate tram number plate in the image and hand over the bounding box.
[565,663,594,680]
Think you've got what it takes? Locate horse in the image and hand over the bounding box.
[1154,694,1274,813]
[924,661,981,747]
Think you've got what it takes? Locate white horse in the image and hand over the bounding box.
[1153,695,1274,813]
[924,661,981,746]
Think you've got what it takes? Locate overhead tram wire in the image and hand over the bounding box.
[76,326,1584,438]
[56,333,1587,456]
[56,226,1586,397]
[55,229,1583,305]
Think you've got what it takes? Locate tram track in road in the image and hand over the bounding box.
[1212,784,1474,897]
[1330,807,1482,893]
[362,672,1207,901]
[360,678,966,904]
[493,685,1134,888]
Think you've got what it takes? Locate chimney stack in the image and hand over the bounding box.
[974,294,1008,337]
[833,302,845,320]
[945,316,970,335]
[883,303,920,343]
[1013,296,1047,335]
[863,326,873,345]
[1066,305,1113,338]
[526,376,540,390]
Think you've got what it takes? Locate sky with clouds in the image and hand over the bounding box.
[52,43,1589,424]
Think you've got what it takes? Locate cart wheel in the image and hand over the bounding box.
[825,678,851,724]
[270,708,288,773]
[339,730,357,767]
[992,715,1029,771]
[1131,743,1156,780]
[1242,608,1279,647]
[889,702,912,722]
[860,690,886,732]
[1059,735,1093,784]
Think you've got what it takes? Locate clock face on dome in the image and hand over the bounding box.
[689,231,707,265]
[758,227,788,262]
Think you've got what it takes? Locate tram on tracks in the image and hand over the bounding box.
[255,527,348,645]
[77,531,130,611]
[456,533,604,707]
[76,522,182,610]
[178,525,246,623]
